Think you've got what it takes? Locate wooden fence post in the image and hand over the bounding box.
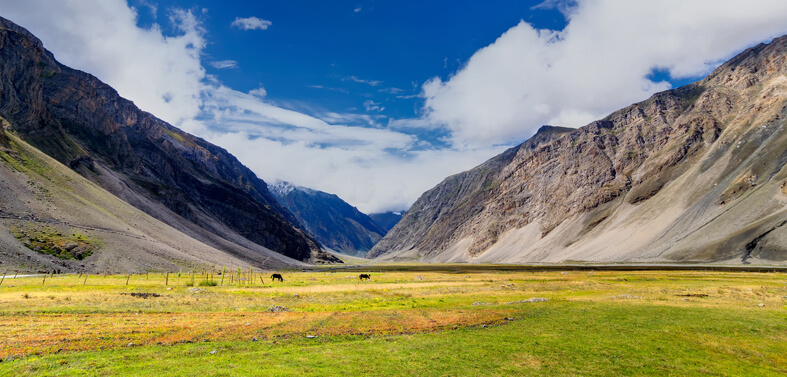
[165,272,169,286]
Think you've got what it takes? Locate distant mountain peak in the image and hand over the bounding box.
[270,180,317,197]
[270,184,387,256]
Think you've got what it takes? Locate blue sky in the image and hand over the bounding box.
[133,0,569,146]
[3,1,787,213]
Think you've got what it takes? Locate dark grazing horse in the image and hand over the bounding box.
[271,273,284,282]
[359,274,371,280]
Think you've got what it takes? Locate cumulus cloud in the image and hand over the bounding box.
[231,16,272,31]
[248,86,267,98]
[423,0,787,148]
[210,60,238,69]
[0,0,206,132]
[208,131,505,213]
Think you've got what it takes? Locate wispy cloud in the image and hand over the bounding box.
[133,0,157,18]
[363,100,384,112]
[387,117,439,131]
[317,112,381,127]
[231,16,272,31]
[343,75,382,87]
[530,0,577,14]
[210,60,238,69]
[308,85,349,94]
[353,7,362,13]
[378,87,404,94]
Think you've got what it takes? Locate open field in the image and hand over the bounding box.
[0,266,786,376]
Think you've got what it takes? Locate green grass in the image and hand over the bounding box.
[0,269,785,376]
[3,302,785,376]
[6,224,97,260]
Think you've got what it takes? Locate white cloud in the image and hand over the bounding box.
[309,85,349,94]
[344,76,383,86]
[530,0,576,14]
[133,0,157,18]
[231,16,272,31]
[0,1,206,133]
[197,84,496,212]
[249,86,267,98]
[379,87,405,94]
[363,100,384,112]
[353,7,362,13]
[208,131,505,213]
[423,0,787,148]
[4,0,787,214]
[210,60,238,69]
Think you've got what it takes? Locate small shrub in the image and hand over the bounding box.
[198,280,218,287]
[185,281,194,287]
[22,293,30,299]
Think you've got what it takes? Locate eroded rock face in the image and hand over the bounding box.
[371,36,787,264]
[0,17,330,263]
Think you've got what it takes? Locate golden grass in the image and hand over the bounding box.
[1,269,785,360]
[0,308,517,358]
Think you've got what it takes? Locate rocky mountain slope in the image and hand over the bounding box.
[370,36,787,265]
[0,129,293,273]
[270,182,386,257]
[0,17,339,271]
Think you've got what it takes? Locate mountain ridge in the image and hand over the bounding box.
[370,36,787,264]
[270,181,386,257]
[0,16,340,269]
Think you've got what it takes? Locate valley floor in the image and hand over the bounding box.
[0,267,785,376]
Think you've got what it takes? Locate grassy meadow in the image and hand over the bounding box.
[0,266,785,376]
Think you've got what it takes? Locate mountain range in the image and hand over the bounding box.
[0,17,339,273]
[270,181,388,257]
[370,36,787,265]
[2,16,786,272]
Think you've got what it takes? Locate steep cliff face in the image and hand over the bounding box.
[270,182,386,257]
[370,36,787,264]
[0,17,335,264]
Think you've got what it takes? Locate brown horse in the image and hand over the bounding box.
[359,274,371,280]
[271,273,284,282]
